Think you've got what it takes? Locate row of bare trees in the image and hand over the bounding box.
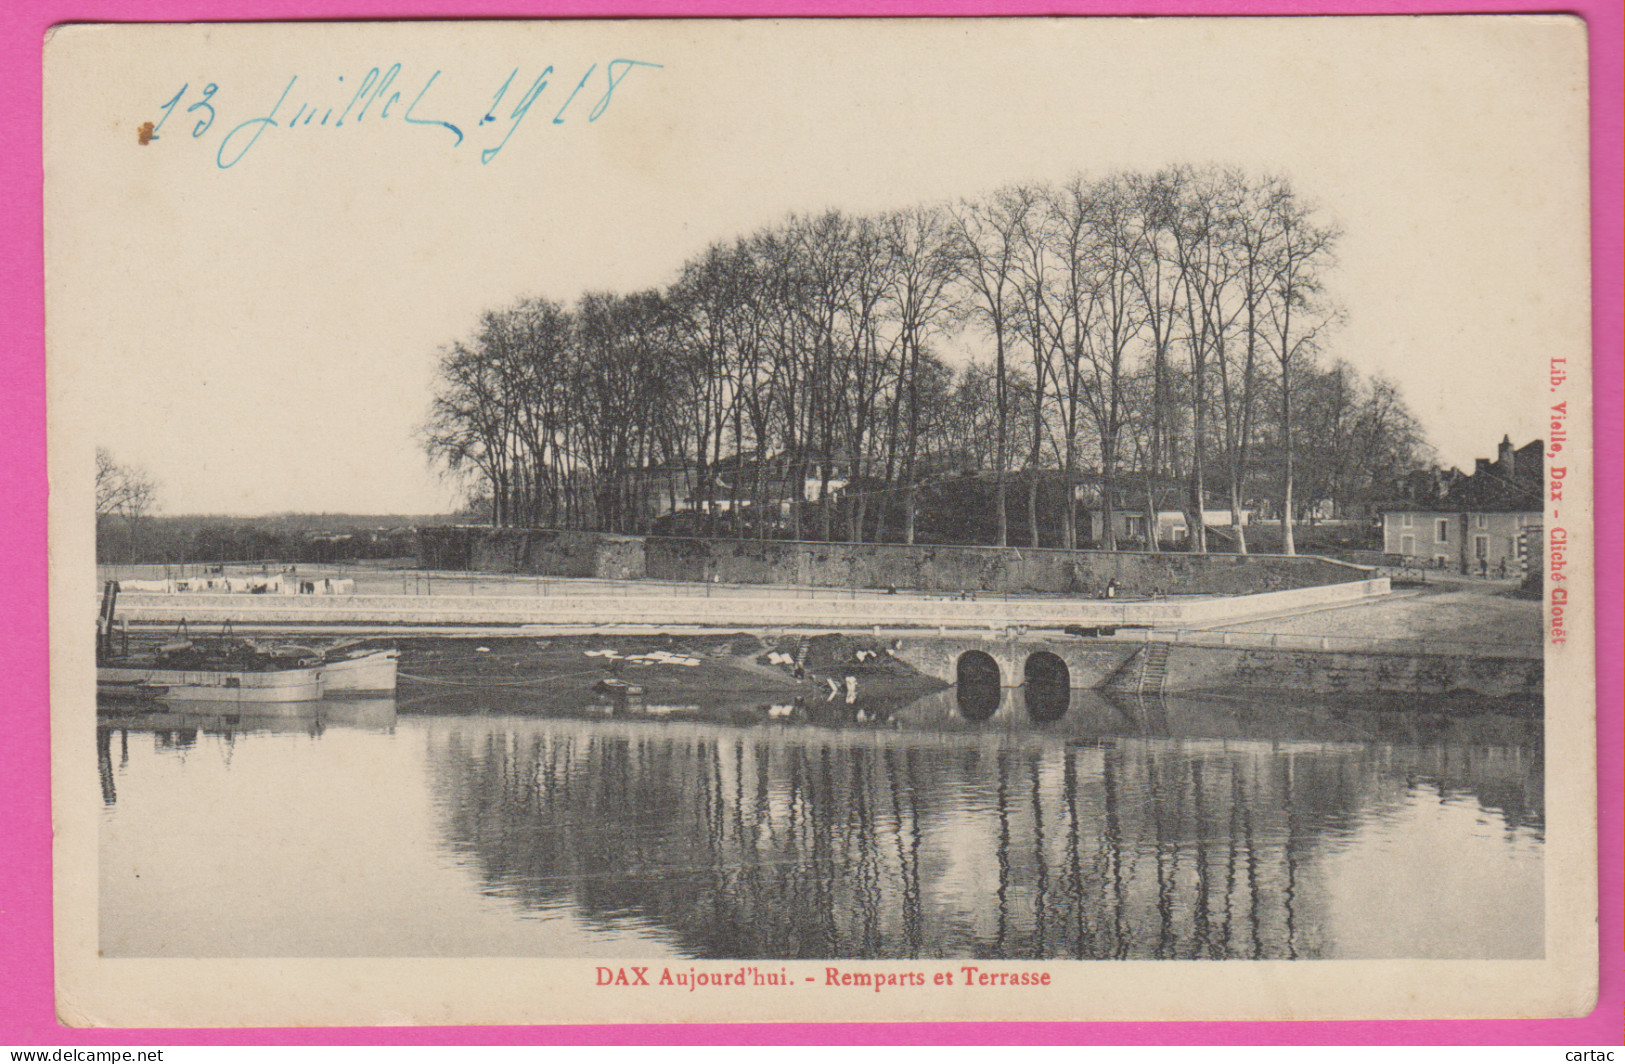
[424,165,1429,553]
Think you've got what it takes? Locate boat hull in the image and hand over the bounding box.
[317,649,399,694]
[97,665,323,703]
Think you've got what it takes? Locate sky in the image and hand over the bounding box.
[45,16,1591,516]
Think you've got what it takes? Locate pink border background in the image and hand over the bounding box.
[2,0,1617,1045]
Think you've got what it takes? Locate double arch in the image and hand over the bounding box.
[953,649,1072,722]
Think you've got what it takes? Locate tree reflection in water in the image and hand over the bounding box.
[422,703,1542,961]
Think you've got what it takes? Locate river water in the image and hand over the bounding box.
[98,690,1543,960]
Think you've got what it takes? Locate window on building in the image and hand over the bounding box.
[1476,514,1488,529]
[1436,519,1450,543]
[1401,513,1413,528]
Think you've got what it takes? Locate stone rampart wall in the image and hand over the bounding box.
[420,526,1368,596]
[1163,645,1542,700]
[644,536,1364,595]
[460,529,647,580]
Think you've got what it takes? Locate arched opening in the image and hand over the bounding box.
[955,650,1002,721]
[1023,651,1071,723]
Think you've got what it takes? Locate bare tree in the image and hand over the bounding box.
[1121,171,1191,553]
[831,214,898,544]
[1009,182,1062,548]
[952,188,1030,546]
[1066,174,1145,552]
[881,204,961,544]
[1166,166,1252,554]
[1042,178,1100,551]
[95,448,158,563]
[421,166,1381,558]
[1294,363,1431,520]
[1260,180,1342,555]
[1214,174,1278,554]
[671,242,754,522]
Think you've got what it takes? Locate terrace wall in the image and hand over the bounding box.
[421,528,647,580]
[419,526,1369,596]
[644,537,1364,595]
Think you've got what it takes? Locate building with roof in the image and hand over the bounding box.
[1380,436,1543,574]
[699,450,852,515]
[1080,478,1250,549]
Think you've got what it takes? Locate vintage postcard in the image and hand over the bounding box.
[46,16,1597,1027]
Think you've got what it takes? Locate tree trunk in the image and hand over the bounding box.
[1229,482,1249,554]
[1188,394,1208,553]
[1062,438,1077,551]
[1101,456,1118,552]
[1281,390,1297,555]
[1027,473,1040,549]
[1142,470,1160,554]
[995,474,1008,547]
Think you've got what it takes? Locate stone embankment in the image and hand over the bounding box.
[417,526,1372,597]
[109,576,1392,630]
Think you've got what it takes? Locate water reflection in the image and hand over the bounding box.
[98,691,1542,960]
[421,704,1542,960]
[97,698,397,807]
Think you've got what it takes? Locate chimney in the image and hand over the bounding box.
[1475,457,1491,476]
[1498,435,1515,476]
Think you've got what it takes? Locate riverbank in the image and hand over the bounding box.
[369,625,1538,721]
[385,631,946,722]
[102,579,1540,718]
[1210,581,1541,647]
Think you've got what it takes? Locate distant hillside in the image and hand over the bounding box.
[96,512,472,565]
[160,512,469,530]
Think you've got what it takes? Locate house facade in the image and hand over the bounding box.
[703,451,852,515]
[627,460,701,519]
[1381,436,1543,573]
[1090,506,1249,547]
[1080,479,1250,548]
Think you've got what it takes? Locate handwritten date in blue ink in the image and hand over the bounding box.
[146,60,663,169]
